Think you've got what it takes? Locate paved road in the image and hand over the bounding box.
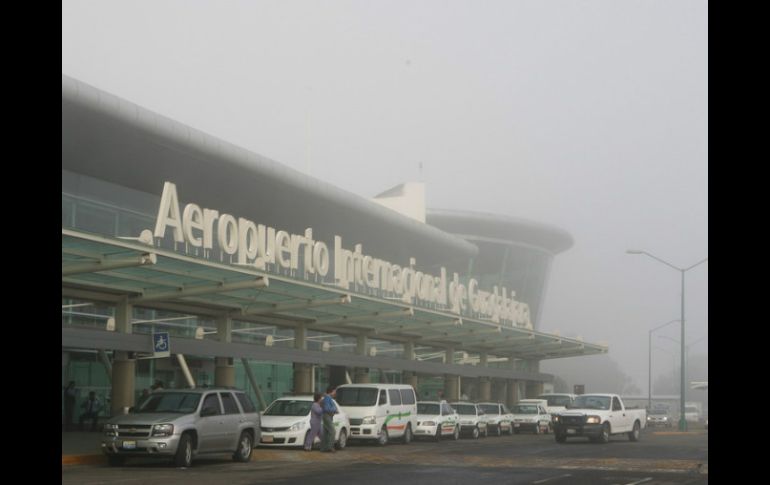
[63,428,708,485]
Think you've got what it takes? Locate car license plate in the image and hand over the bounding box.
[262,435,274,443]
[566,428,576,435]
[122,440,136,449]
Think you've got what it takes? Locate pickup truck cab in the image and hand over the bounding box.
[552,393,645,444]
[101,388,260,467]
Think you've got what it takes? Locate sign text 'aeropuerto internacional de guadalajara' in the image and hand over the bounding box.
[151,182,532,328]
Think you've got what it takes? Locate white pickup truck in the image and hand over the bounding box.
[552,393,646,444]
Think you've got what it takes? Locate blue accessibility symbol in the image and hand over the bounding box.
[153,332,170,353]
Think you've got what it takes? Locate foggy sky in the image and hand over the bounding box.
[61,0,708,393]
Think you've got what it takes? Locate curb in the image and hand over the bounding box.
[62,454,105,466]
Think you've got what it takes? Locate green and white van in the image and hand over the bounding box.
[335,384,418,446]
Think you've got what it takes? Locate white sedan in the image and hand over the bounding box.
[259,396,350,449]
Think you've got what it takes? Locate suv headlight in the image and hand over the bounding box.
[585,415,601,424]
[103,423,118,436]
[152,424,174,437]
[552,416,560,423]
[361,416,377,425]
[288,421,306,431]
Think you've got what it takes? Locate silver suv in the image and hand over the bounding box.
[101,388,260,467]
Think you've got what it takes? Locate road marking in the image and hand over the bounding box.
[623,478,653,485]
[532,473,572,483]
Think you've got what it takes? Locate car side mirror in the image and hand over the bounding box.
[201,406,218,417]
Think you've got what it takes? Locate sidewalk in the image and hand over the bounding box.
[62,431,106,466]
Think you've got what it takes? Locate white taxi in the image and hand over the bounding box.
[510,402,551,434]
[259,395,350,449]
[449,401,489,439]
[414,401,460,441]
[478,402,513,436]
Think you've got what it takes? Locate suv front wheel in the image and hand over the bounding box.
[174,433,193,467]
[233,431,253,462]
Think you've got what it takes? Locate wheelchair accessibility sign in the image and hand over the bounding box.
[153,332,170,358]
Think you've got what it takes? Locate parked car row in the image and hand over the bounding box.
[99,384,572,468]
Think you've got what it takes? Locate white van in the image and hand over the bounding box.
[335,384,418,446]
[536,393,576,415]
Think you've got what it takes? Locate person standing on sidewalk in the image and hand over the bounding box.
[320,386,338,452]
[304,393,324,451]
[79,391,102,431]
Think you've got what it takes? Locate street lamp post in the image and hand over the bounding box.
[626,250,708,431]
[658,334,708,398]
[648,319,680,411]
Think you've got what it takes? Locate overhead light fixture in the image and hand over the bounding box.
[62,252,157,276]
[195,326,218,340]
[132,277,268,303]
[265,335,294,347]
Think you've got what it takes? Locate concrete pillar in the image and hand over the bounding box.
[293,363,313,393]
[353,367,371,383]
[352,333,370,383]
[402,341,418,389]
[492,379,512,406]
[213,315,234,387]
[111,299,135,416]
[111,351,136,416]
[445,346,455,365]
[507,379,520,407]
[328,366,348,388]
[217,315,232,343]
[115,298,132,334]
[294,325,307,350]
[526,381,544,398]
[478,377,492,401]
[444,375,460,401]
[403,371,418,389]
[215,357,235,387]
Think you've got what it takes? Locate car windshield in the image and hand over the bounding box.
[571,395,611,410]
[650,409,669,415]
[335,388,378,406]
[452,404,477,415]
[479,404,499,415]
[685,406,698,413]
[417,403,440,415]
[136,392,201,414]
[512,405,538,414]
[264,399,312,416]
[538,395,572,407]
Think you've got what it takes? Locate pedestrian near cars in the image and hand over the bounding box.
[321,386,338,452]
[79,391,102,431]
[304,393,324,451]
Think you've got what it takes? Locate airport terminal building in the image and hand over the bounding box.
[62,74,607,417]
